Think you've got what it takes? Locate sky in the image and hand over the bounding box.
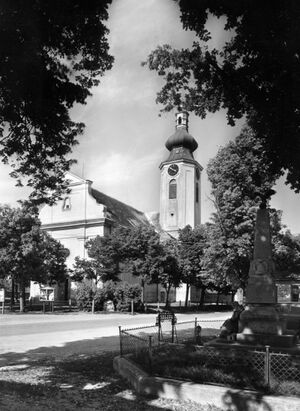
[0,0,299,233]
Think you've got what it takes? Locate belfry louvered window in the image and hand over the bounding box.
[169,179,177,199]
[196,182,199,203]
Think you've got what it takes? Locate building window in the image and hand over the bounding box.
[63,197,71,211]
[169,179,177,199]
[195,182,199,203]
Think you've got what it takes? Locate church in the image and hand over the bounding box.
[32,110,203,304]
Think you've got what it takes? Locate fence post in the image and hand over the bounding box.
[157,313,161,343]
[148,335,153,373]
[119,326,123,357]
[265,345,270,387]
[171,319,175,343]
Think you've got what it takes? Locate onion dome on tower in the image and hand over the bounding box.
[163,110,198,163]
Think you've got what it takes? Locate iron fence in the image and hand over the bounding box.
[119,317,223,355]
[119,324,159,356]
[270,350,300,383]
[192,345,266,387]
[118,318,300,388]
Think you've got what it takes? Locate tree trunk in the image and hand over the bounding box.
[91,298,95,314]
[10,277,15,310]
[140,278,145,304]
[199,287,206,308]
[184,284,190,307]
[165,285,171,308]
[216,291,220,306]
[19,281,26,313]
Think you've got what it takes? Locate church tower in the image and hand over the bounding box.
[159,110,202,237]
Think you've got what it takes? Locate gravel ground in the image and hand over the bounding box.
[0,350,222,411]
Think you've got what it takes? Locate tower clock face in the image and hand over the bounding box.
[168,164,179,176]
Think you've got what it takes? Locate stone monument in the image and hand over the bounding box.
[237,204,295,347]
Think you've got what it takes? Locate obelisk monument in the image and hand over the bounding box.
[237,205,294,347]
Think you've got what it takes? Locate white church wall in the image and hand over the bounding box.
[39,172,107,270]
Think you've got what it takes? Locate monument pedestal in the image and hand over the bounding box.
[237,304,296,347]
[237,207,297,349]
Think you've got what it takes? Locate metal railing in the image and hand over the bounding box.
[118,319,300,389]
[269,349,300,383]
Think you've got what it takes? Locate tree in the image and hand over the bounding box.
[178,225,207,307]
[144,1,300,191]
[0,1,113,203]
[72,257,101,314]
[273,230,300,277]
[155,239,181,308]
[203,127,283,289]
[122,225,163,303]
[0,204,69,311]
[72,227,129,312]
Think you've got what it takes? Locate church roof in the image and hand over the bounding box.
[165,127,198,152]
[165,146,196,162]
[91,188,149,228]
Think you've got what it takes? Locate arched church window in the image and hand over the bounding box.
[195,182,199,203]
[63,197,71,211]
[169,179,177,199]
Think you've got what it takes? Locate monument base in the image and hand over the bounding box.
[206,337,300,353]
[237,304,296,348]
[236,332,296,348]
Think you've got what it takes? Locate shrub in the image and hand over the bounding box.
[110,281,142,312]
[73,281,94,311]
[74,280,142,312]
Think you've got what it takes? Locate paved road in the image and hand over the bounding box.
[0,311,229,357]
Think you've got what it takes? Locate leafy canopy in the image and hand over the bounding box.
[72,226,131,284]
[0,204,69,286]
[178,224,208,288]
[144,0,300,191]
[204,126,300,288]
[0,0,113,203]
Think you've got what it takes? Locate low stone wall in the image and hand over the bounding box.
[113,355,300,411]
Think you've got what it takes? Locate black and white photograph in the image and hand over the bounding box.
[0,1,300,410]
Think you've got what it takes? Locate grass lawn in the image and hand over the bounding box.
[135,344,300,397]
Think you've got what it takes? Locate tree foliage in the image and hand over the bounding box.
[273,230,300,276]
[0,204,69,310]
[156,239,181,307]
[74,280,142,313]
[0,0,113,203]
[178,225,208,305]
[72,227,133,313]
[204,127,284,288]
[122,225,163,300]
[144,0,300,191]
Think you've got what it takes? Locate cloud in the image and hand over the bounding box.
[85,149,160,187]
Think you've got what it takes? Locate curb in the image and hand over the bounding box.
[113,355,300,411]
